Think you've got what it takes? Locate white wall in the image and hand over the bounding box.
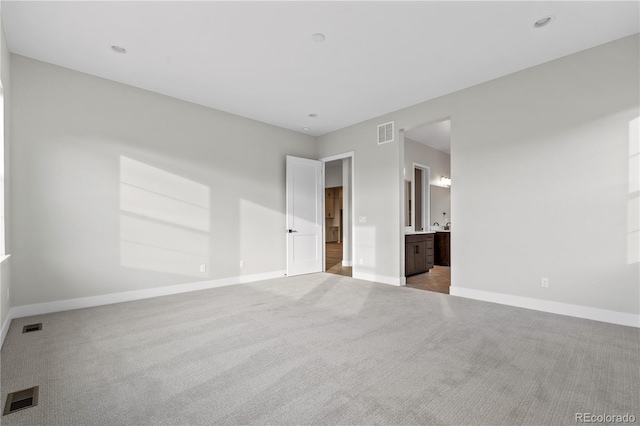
[319,34,640,319]
[6,33,639,325]
[325,161,342,188]
[448,35,639,317]
[10,55,317,307]
[318,125,402,285]
[404,137,451,188]
[0,11,12,334]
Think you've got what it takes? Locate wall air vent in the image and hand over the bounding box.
[377,121,394,145]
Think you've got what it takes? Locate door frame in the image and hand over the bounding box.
[320,151,355,271]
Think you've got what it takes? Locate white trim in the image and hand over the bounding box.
[1,308,13,348]
[320,151,355,275]
[320,151,355,163]
[450,286,640,328]
[353,271,403,286]
[8,270,285,322]
[412,162,430,233]
[0,254,10,265]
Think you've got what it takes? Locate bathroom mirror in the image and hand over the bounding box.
[430,185,451,229]
[406,165,430,232]
[404,180,412,227]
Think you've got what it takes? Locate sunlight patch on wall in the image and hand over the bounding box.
[629,117,639,265]
[120,156,210,278]
[355,226,376,270]
[120,156,210,232]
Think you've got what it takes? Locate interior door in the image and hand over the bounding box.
[286,155,323,276]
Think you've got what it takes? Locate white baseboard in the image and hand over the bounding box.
[449,286,640,328]
[342,260,353,267]
[1,309,14,349]
[5,270,286,331]
[353,271,403,286]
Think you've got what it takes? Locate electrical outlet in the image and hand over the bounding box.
[541,277,549,288]
[240,260,245,268]
[359,216,367,223]
[200,264,206,272]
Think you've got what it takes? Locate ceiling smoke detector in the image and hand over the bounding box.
[534,16,554,28]
[311,33,326,43]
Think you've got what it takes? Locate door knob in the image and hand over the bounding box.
[288,229,298,233]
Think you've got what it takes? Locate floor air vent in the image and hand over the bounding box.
[3,386,39,415]
[22,323,42,333]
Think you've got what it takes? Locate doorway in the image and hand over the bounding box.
[322,153,354,277]
[402,119,451,294]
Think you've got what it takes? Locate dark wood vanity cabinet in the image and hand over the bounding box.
[405,233,434,276]
[435,232,450,266]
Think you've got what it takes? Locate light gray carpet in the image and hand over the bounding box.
[1,273,638,425]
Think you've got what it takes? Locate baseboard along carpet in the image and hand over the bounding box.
[1,273,638,425]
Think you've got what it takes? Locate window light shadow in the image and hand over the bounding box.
[119,156,211,278]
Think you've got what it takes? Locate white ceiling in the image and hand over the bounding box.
[405,119,451,154]
[2,1,639,136]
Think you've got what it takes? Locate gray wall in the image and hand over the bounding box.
[10,55,317,306]
[1,12,11,329]
[325,161,342,188]
[318,123,402,284]
[320,34,640,315]
[7,34,640,319]
[449,34,638,315]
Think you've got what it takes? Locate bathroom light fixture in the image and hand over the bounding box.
[440,176,452,187]
[311,33,326,43]
[534,16,554,28]
[111,45,126,53]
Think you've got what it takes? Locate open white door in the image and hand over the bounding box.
[286,155,323,276]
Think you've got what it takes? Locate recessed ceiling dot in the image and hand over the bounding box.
[111,45,127,53]
[534,16,553,28]
[311,33,326,43]
[303,127,310,131]
[308,113,318,118]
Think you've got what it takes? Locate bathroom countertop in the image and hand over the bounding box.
[405,231,436,235]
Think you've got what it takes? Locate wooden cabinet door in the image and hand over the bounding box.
[325,194,334,218]
[435,233,450,266]
[414,242,427,273]
[405,243,416,276]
